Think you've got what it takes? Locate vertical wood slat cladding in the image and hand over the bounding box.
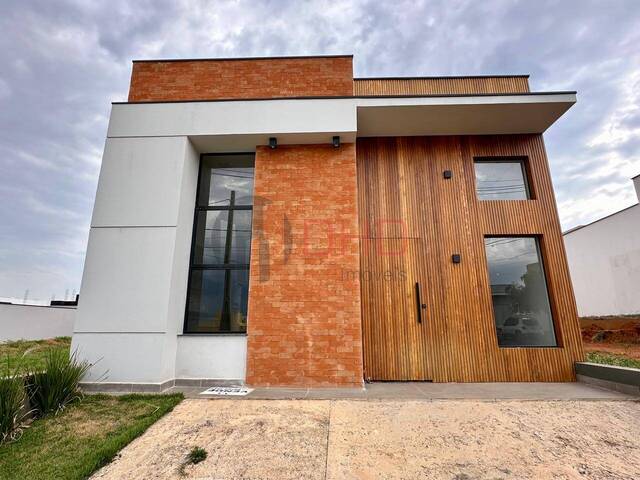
[354,77,530,96]
[357,135,583,382]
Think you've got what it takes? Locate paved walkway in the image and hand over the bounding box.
[93,396,640,479]
[168,381,636,400]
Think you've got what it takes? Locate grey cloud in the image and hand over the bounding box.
[620,108,640,129]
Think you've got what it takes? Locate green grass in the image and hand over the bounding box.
[0,337,71,377]
[0,393,183,480]
[586,351,640,369]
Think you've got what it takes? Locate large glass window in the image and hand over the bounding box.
[474,159,530,200]
[184,154,254,333]
[484,237,557,347]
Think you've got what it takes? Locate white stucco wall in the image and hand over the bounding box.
[0,304,75,341]
[72,135,203,384]
[564,178,640,316]
[175,335,247,380]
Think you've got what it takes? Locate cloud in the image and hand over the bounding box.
[0,0,639,301]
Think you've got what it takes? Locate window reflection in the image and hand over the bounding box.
[484,237,557,347]
[198,155,254,206]
[186,269,249,333]
[475,160,530,200]
[186,154,254,334]
[186,270,225,332]
[193,210,252,265]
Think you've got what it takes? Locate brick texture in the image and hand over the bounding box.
[128,56,353,102]
[246,144,363,387]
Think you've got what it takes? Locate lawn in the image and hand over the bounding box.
[0,337,71,376]
[586,351,640,369]
[0,393,183,480]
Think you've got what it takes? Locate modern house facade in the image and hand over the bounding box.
[72,55,583,390]
[564,175,640,317]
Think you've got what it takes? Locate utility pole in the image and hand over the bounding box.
[220,190,235,331]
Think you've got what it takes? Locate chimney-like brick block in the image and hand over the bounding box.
[246,144,363,387]
[128,56,354,102]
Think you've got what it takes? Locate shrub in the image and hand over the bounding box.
[179,446,208,475]
[187,446,207,464]
[26,349,90,416]
[0,362,30,443]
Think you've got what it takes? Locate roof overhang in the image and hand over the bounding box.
[108,91,575,152]
[355,92,576,136]
[108,98,357,152]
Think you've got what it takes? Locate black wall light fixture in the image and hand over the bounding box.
[443,170,453,179]
[332,136,340,148]
[452,254,461,264]
[269,137,277,149]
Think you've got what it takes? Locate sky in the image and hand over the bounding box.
[0,0,639,303]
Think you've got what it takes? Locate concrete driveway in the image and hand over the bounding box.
[93,395,640,480]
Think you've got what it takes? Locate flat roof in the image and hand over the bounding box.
[563,202,639,235]
[355,74,530,80]
[132,54,353,63]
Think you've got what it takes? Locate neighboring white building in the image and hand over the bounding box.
[563,175,640,317]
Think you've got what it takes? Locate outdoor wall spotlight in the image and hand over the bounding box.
[443,170,453,179]
[332,136,340,148]
[269,137,277,149]
[452,254,461,264]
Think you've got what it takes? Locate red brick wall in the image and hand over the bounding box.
[128,56,353,102]
[246,144,363,387]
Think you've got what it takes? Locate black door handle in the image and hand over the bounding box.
[415,282,427,324]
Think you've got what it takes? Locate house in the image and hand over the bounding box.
[72,54,583,391]
[563,175,640,317]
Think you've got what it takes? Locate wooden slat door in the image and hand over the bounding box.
[360,238,435,380]
[358,138,442,381]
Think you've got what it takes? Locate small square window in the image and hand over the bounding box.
[474,158,531,200]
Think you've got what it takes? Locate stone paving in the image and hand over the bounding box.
[167,380,635,401]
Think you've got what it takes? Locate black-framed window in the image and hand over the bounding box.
[474,158,531,200]
[184,154,255,334]
[484,236,557,347]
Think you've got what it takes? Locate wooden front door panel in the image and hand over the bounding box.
[357,138,443,381]
[360,238,435,380]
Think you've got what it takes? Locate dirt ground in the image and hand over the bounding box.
[92,399,640,480]
[580,315,640,360]
[580,316,640,343]
[583,342,640,360]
